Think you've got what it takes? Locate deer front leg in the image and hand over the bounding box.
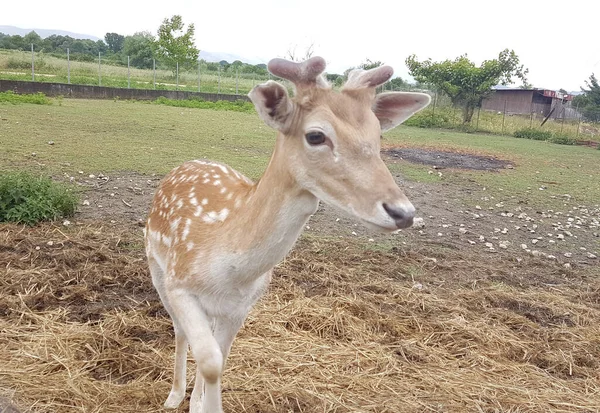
[164,324,189,409]
[165,289,224,413]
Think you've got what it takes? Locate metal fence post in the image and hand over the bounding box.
[31,44,34,81]
[576,103,581,139]
[98,52,101,86]
[529,101,534,128]
[431,92,437,120]
[67,48,70,84]
[153,59,156,90]
[176,62,179,91]
[127,56,130,89]
[501,99,507,135]
[476,107,481,131]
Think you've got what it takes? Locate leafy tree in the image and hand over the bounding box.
[154,15,199,69]
[573,74,600,122]
[23,31,42,48]
[104,33,125,53]
[360,59,383,70]
[406,49,529,123]
[388,77,407,90]
[122,32,155,69]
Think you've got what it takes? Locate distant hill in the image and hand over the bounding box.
[0,25,100,41]
[199,50,266,66]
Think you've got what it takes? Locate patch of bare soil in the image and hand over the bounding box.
[383,147,513,171]
[1,223,599,412]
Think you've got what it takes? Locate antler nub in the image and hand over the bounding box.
[343,66,394,90]
[268,56,327,86]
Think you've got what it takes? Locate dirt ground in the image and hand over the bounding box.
[2,148,599,412]
[71,149,598,268]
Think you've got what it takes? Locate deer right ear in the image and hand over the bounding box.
[248,81,294,131]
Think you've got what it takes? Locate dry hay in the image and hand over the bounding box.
[1,223,599,412]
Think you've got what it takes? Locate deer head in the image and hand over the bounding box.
[248,57,430,231]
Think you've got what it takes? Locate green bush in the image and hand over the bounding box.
[548,135,576,145]
[513,128,552,140]
[0,172,79,225]
[0,91,52,105]
[154,97,255,113]
[404,111,451,128]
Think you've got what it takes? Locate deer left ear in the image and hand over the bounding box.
[373,92,431,132]
[248,80,294,131]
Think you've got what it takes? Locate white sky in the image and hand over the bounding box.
[2,0,599,91]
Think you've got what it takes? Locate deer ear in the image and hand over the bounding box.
[373,92,431,132]
[248,80,294,131]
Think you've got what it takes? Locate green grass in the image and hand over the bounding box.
[0,90,52,104]
[0,98,598,211]
[0,49,273,95]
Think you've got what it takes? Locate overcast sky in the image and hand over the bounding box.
[2,0,599,91]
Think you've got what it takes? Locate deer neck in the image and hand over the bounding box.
[223,135,318,265]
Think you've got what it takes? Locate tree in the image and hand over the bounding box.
[123,32,155,69]
[154,15,199,68]
[406,49,529,123]
[286,42,315,62]
[23,31,42,48]
[573,74,600,122]
[360,59,383,70]
[104,33,125,53]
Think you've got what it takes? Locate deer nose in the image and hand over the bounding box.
[382,202,415,229]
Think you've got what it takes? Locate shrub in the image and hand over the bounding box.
[0,172,79,225]
[548,135,576,145]
[404,111,450,128]
[513,128,552,140]
[0,91,52,105]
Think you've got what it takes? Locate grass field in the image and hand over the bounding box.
[1,97,598,208]
[1,97,600,412]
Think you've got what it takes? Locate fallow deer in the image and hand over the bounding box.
[144,56,430,413]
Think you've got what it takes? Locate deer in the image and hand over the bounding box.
[144,56,430,413]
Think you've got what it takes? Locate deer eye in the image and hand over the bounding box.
[305,131,326,146]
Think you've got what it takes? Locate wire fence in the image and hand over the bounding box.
[0,48,274,95]
[401,91,600,142]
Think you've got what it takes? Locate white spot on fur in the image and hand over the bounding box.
[202,179,210,184]
[220,187,227,194]
[213,180,221,186]
[190,197,198,206]
[234,198,242,209]
[182,218,192,241]
[194,206,203,217]
[176,199,184,209]
[161,234,172,247]
[186,242,194,251]
[226,193,233,200]
[201,198,208,205]
[213,174,220,179]
[170,217,181,233]
[217,164,229,174]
